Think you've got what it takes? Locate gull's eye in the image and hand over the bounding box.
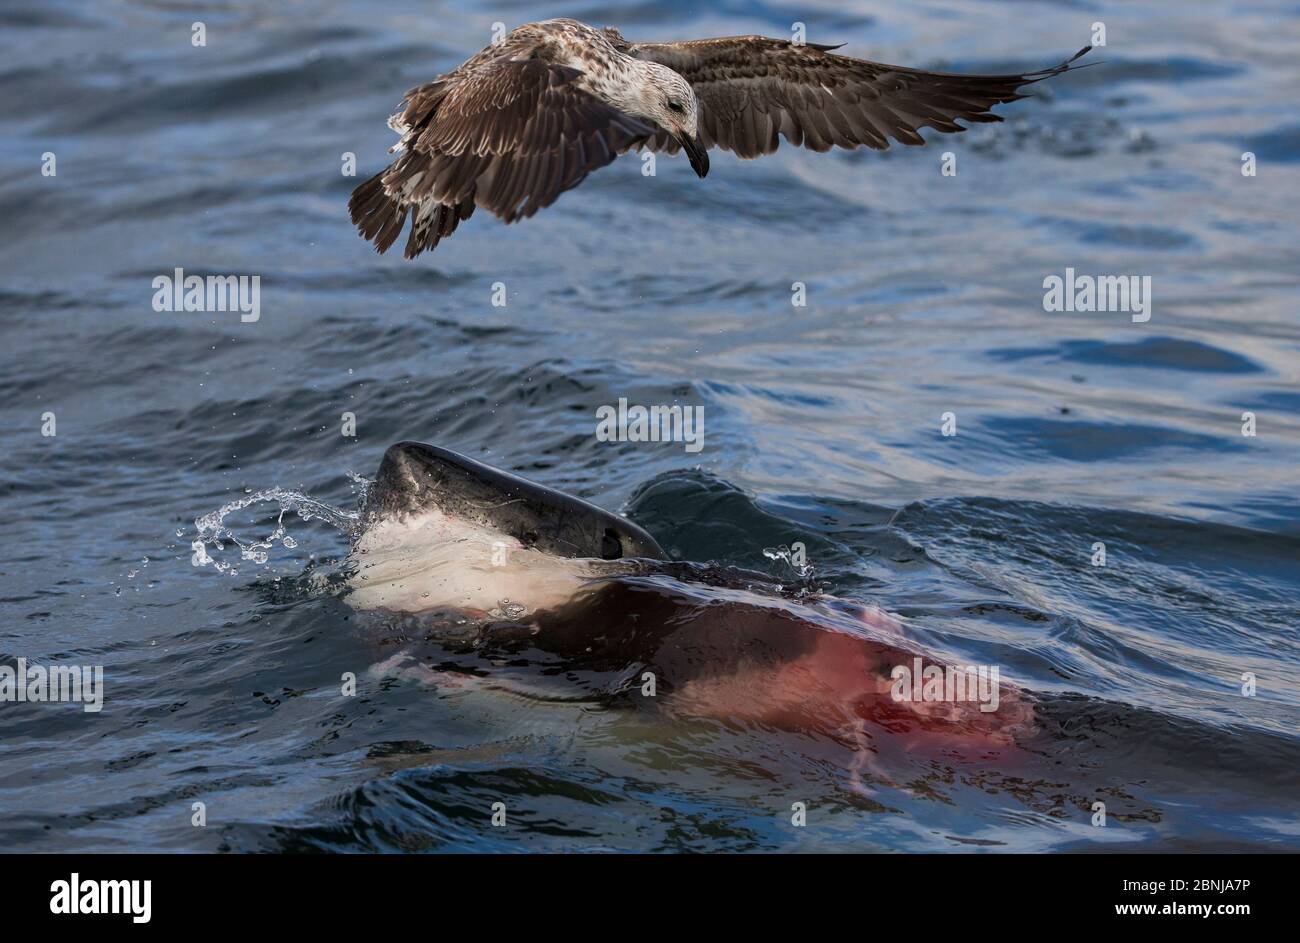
[666,100,684,114]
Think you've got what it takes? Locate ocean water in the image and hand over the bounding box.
[0,0,1297,852]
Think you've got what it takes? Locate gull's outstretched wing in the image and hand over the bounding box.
[622,35,1090,158]
[350,58,656,258]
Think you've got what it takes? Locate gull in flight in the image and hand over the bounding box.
[349,18,1090,258]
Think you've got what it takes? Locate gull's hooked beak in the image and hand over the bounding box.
[679,133,709,178]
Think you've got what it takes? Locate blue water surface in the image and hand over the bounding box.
[0,0,1297,852]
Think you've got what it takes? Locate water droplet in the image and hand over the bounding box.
[191,487,360,574]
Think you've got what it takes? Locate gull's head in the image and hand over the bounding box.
[630,63,708,178]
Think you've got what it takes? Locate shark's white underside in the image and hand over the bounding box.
[346,508,602,615]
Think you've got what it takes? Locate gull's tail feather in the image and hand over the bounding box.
[349,165,477,259]
[348,170,408,256]
[403,196,475,259]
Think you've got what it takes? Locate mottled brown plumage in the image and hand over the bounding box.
[617,34,1090,158]
[349,18,1090,259]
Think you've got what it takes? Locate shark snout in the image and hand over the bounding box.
[371,441,441,514]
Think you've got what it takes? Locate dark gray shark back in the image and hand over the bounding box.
[370,441,667,561]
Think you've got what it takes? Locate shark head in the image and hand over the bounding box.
[369,442,666,560]
[347,442,666,615]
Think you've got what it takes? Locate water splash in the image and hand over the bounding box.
[192,476,370,575]
[762,544,816,581]
[489,599,529,621]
